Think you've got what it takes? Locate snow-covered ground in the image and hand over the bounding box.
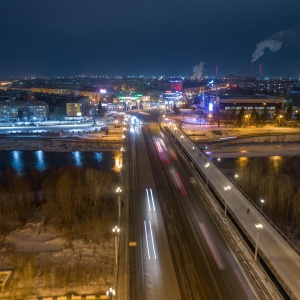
[0,223,114,299]
[165,109,300,157]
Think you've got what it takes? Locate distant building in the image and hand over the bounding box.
[0,101,48,122]
[193,93,284,113]
[66,97,90,119]
[31,87,100,102]
[218,95,284,111]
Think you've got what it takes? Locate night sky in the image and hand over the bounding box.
[1,0,300,77]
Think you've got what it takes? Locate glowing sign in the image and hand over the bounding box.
[209,103,213,111]
[100,89,107,94]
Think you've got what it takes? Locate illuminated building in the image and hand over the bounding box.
[0,101,48,121]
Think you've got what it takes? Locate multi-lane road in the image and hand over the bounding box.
[127,114,260,299]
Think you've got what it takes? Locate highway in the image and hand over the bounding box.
[127,112,259,299]
[128,122,181,300]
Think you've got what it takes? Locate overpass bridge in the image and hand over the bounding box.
[164,123,300,300]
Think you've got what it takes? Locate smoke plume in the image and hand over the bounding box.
[251,28,300,63]
[192,62,204,79]
[251,40,282,63]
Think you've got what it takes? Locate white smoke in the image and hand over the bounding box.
[251,40,283,63]
[251,28,300,63]
[192,62,204,79]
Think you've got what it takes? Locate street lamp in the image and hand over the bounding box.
[217,158,221,166]
[112,226,120,265]
[106,287,116,300]
[205,163,210,188]
[234,174,239,179]
[255,223,263,260]
[224,186,231,216]
[116,187,122,221]
[174,127,177,137]
[180,135,184,143]
[244,114,249,127]
[260,199,265,212]
[192,146,195,152]
[279,115,283,126]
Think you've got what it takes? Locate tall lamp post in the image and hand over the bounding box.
[224,185,231,216]
[116,187,122,221]
[174,127,177,137]
[205,163,210,188]
[255,223,263,260]
[112,225,120,265]
[260,199,265,212]
[279,115,283,126]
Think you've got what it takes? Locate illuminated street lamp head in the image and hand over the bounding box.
[123,127,126,131]
[224,185,231,191]
[122,135,126,139]
[180,135,184,139]
[255,223,263,230]
[106,287,116,296]
[116,187,122,193]
[120,147,125,152]
[205,163,210,168]
[235,174,239,178]
[112,225,120,233]
[261,199,264,204]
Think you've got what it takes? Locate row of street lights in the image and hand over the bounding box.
[171,123,266,263]
[223,185,264,260]
[109,140,126,298]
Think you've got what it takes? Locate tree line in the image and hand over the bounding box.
[236,158,300,242]
[0,166,118,243]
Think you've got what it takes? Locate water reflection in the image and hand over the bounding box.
[237,157,249,170]
[0,151,115,175]
[11,151,24,174]
[72,151,82,167]
[269,156,281,174]
[35,150,46,171]
[94,152,103,165]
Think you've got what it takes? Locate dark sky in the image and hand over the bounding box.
[1,0,300,77]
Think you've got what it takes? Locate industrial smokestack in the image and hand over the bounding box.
[259,63,263,79]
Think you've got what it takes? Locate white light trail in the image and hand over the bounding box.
[150,188,156,212]
[144,221,151,259]
[146,189,151,212]
[149,221,157,260]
